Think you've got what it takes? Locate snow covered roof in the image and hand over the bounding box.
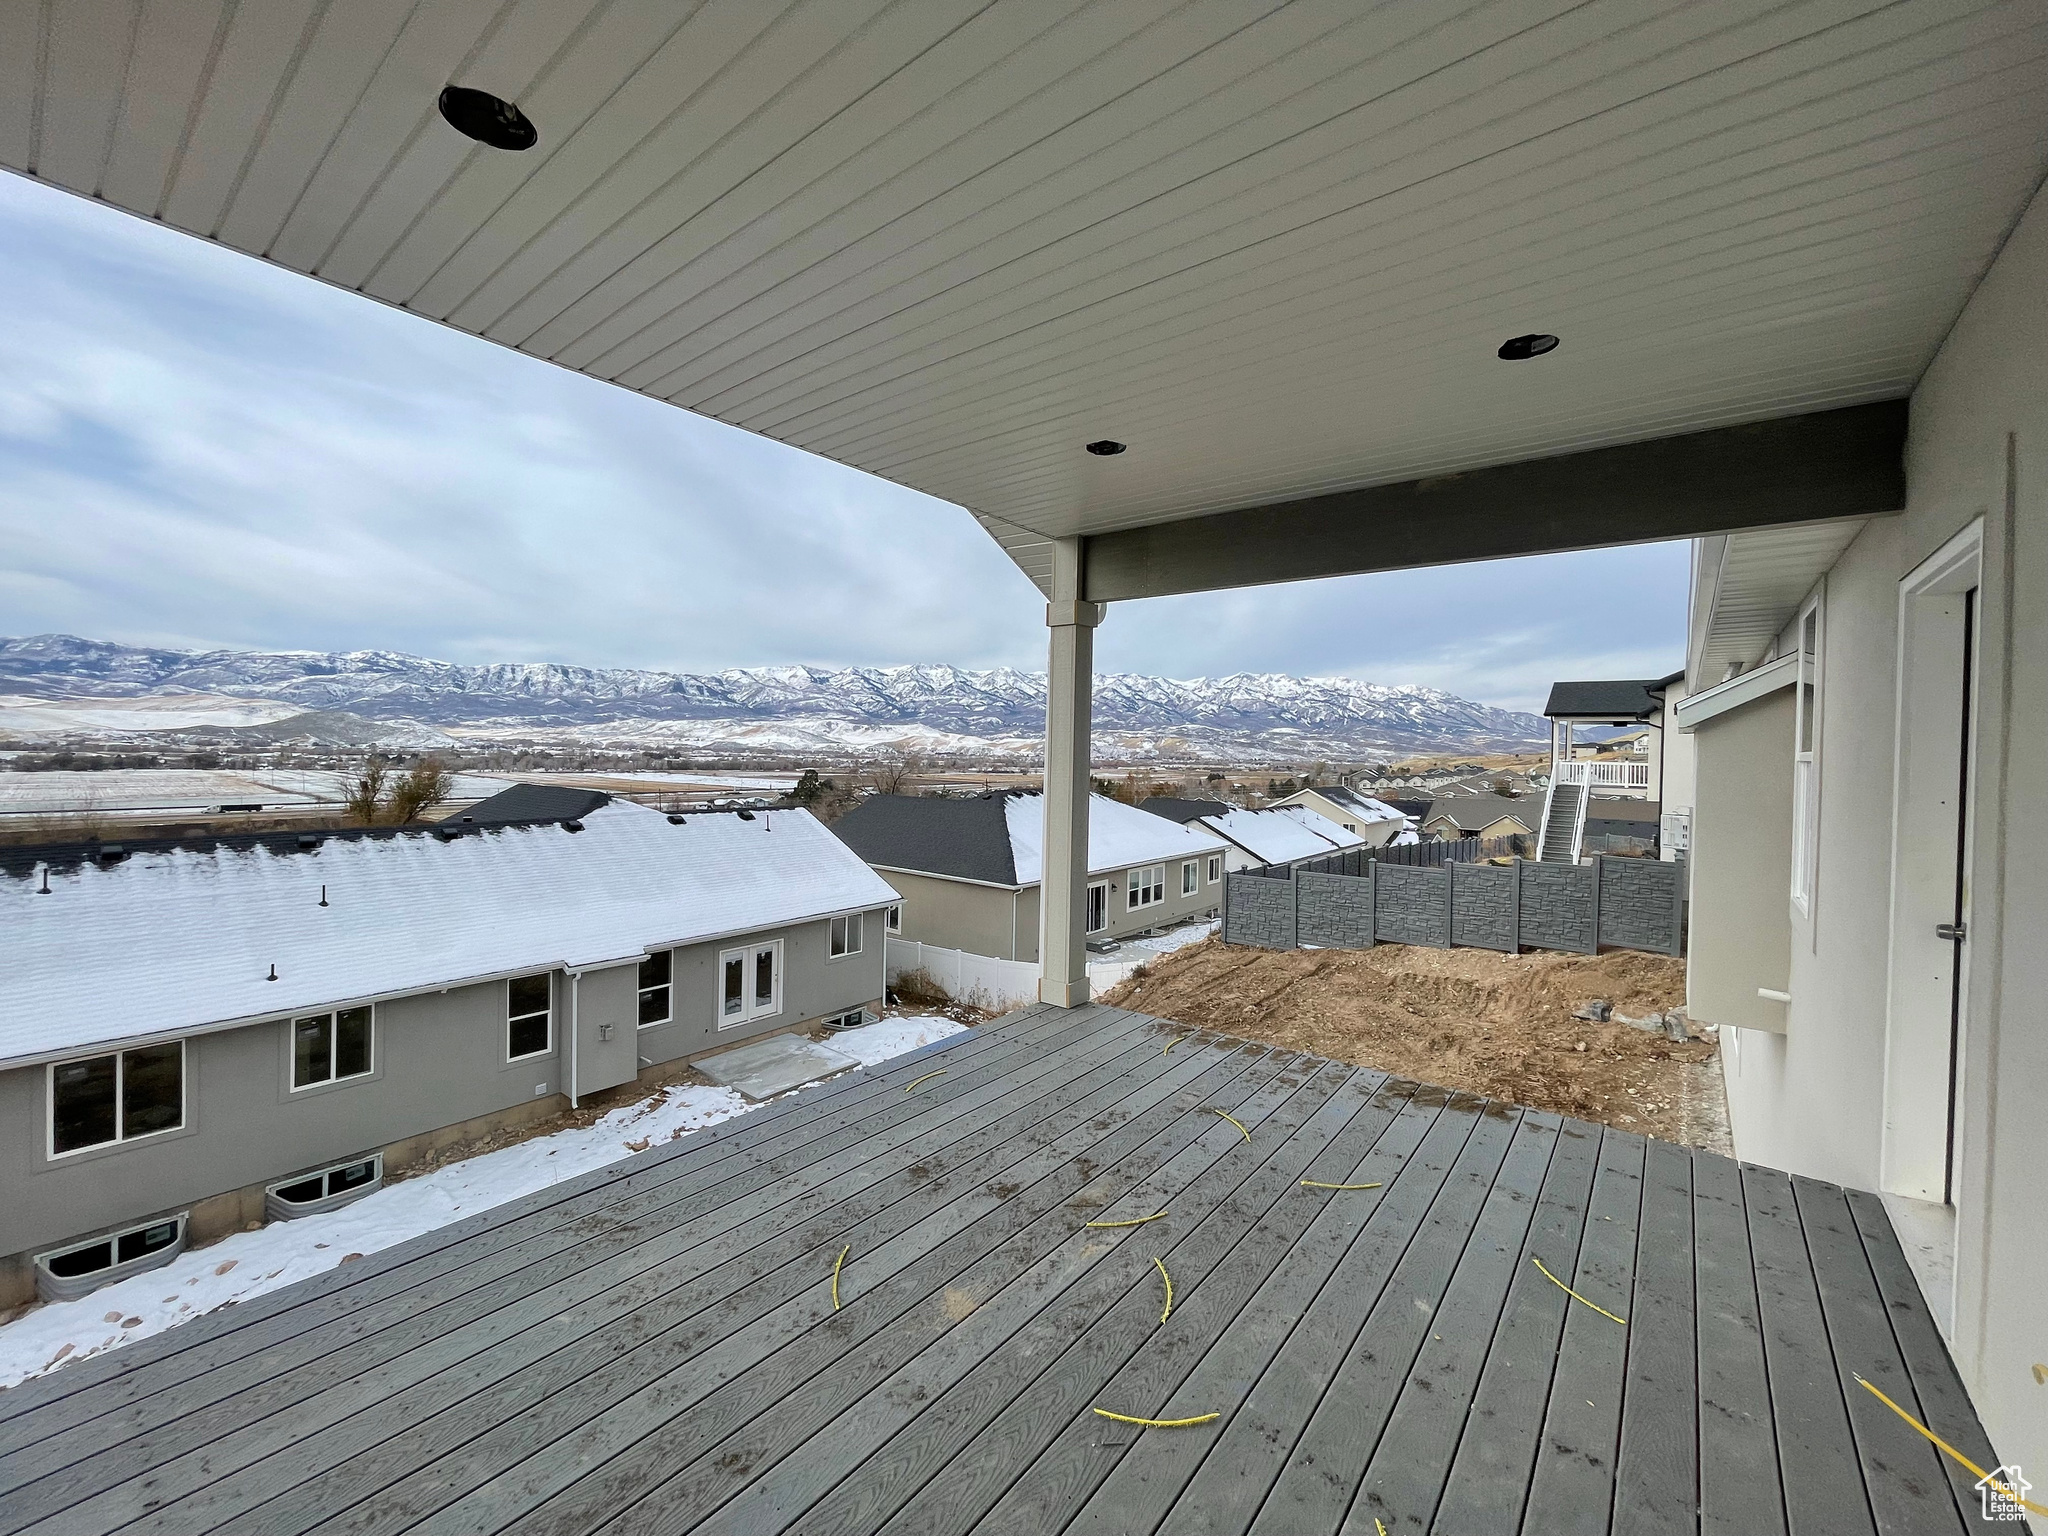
[1295,785,1406,823]
[1196,806,1364,865]
[2,801,899,1068]
[1005,793,1228,886]
[832,791,1225,888]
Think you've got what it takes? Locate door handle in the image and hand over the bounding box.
[1935,922,1966,942]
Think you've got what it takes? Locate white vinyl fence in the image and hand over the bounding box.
[884,938,1146,1010]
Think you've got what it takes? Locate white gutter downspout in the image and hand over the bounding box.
[567,970,581,1109]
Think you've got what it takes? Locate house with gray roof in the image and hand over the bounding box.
[0,786,898,1307]
[830,791,1228,962]
[1265,784,1410,844]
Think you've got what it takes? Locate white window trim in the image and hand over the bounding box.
[883,903,902,934]
[506,973,554,1063]
[1207,854,1223,883]
[1790,588,1824,918]
[288,1006,376,1092]
[717,939,784,1029]
[1127,864,1166,911]
[829,912,864,960]
[1181,860,1200,896]
[636,951,672,1029]
[1086,880,1110,934]
[46,1041,188,1161]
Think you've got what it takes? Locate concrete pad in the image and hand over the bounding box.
[695,1034,860,1101]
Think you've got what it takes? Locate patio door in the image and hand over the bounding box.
[1883,526,1981,1214]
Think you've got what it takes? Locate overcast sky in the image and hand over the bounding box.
[0,173,1686,714]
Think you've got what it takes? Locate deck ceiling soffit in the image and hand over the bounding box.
[2,1,2043,596]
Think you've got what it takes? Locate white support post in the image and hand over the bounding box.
[1040,538,1104,1008]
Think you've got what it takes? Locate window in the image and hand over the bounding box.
[267,1154,383,1218]
[291,1007,373,1090]
[829,912,864,958]
[1086,881,1109,934]
[1127,864,1165,910]
[507,972,553,1061]
[637,951,672,1027]
[884,904,902,933]
[1181,860,1200,897]
[36,1214,185,1296]
[1791,595,1823,915]
[49,1042,184,1157]
[719,941,782,1028]
[1207,854,1222,883]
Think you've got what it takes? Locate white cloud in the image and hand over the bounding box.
[0,176,1687,712]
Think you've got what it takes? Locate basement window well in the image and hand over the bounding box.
[35,1214,186,1303]
[266,1154,383,1221]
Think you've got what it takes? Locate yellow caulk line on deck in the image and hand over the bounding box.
[1532,1257,1627,1325]
[1085,1211,1167,1229]
[1854,1374,2048,1515]
[904,1070,947,1092]
[1212,1108,1251,1142]
[832,1245,849,1310]
[1091,1408,1219,1428]
[1154,1257,1173,1322]
[1300,1180,1383,1190]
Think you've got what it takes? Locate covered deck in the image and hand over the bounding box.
[0,1004,1997,1535]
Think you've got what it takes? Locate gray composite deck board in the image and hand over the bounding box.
[0,1006,2007,1536]
[4,1007,1166,1533]
[0,1005,1070,1453]
[1691,1151,1787,1536]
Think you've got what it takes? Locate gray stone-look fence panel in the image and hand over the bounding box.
[1224,869,1296,950]
[1222,856,1683,959]
[1298,868,1374,949]
[1516,861,1599,954]
[1374,864,1451,949]
[1450,861,1518,952]
[1593,855,1686,956]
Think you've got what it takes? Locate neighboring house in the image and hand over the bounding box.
[1136,795,1232,825]
[1,787,898,1307]
[1188,805,1365,871]
[830,791,1228,961]
[1541,675,1684,799]
[1266,784,1408,844]
[1419,795,1535,842]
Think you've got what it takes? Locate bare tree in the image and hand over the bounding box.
[343,757,389,825]
[865,749,925,796]
[386,757,455,823]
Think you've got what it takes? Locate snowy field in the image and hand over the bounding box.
[0,767,512,818]
[0,1015,965,1391]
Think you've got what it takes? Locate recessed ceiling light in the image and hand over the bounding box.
[1085,440,1126,456]
[1497,333,1559,360]
[437,86,537,151]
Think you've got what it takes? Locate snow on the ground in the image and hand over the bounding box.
[0,1016,967,1391]
[826,1013,968,1066]
[1125,918,1220,957]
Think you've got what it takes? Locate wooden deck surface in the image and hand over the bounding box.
[0,1003,2004,1535]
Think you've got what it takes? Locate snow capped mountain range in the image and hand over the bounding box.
[0,635,1548,759]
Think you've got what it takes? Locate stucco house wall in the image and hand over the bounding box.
[1711,178,2048,1485]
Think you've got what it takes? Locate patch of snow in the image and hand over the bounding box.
[826,1014,969,1067]
[0,1082,747,1390]
[0,1016,967,1390]
[1125,918,1220,957]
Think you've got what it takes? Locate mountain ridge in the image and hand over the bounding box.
[0,634,1548,757]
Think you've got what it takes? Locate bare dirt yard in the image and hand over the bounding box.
[1099,937,1730,1153]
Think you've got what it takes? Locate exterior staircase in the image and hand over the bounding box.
[1536,776,1587,863]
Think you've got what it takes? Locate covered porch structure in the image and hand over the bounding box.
[2,1,2042,1525]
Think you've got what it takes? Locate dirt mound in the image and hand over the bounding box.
[1100,938,1725,1151]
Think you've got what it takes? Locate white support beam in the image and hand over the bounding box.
[1039,539,1104,1008]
